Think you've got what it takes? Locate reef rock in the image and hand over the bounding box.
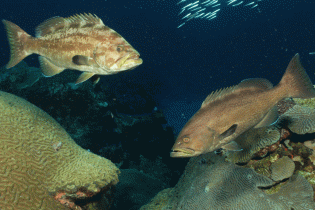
[0,91,119,210]
[141,153,315,210]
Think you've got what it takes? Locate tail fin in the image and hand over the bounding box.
[2,20,33,69]
[277,53,315,99]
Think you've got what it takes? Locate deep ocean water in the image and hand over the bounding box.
[1,0,315,209]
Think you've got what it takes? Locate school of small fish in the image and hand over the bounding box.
[177,0,263,28]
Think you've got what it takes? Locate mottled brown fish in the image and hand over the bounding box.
[171,54,315,158]
[2,14,143,84]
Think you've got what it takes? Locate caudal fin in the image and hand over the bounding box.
[278,53,315,99]
[2,20,33,69]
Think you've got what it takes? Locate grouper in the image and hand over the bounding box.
[2,14,143,84]
[170,54,315,158]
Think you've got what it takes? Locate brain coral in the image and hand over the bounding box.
[278,105,315,134]
[0,91,119,209]
[271,156,295,182]
[271,174,315,210]
[143,153,315,210]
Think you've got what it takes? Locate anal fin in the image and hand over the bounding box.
[39,56,65,77]
[91,75,101,85]
[76,72,95,84]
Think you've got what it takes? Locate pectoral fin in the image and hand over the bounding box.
[219,124,237,139]
[221,141,243,151]
[72,55,94,66]
[76,72,95,84]
[39,56,65,77]
[254,106,278,128]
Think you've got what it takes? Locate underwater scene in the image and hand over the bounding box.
[0,0,315,209]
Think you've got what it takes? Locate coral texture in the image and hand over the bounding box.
[278,105,315,134]
[140,188,173,210]
[142,93,315,210]
[0,91,119,209]
[226,126,280,163]
[142,153,315,210]
[294,93,315,109]
[271,156,295,181]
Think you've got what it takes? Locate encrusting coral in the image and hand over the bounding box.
[226,126,280,163]
[142,98,315,210]
[0,91,120,209]
[141,153,315,210]
[270,156,295,181]
[278,105,315,134]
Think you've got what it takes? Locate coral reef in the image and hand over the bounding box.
[276,98,295,115]
[142,98,315,209]
[6,61,315,209]
[226,126,280,163]
[141,153,315,210]
[0,91,119,209]
[0,61,180,209]
[140,188,173,210]
[0,61,175,161]
[270,156,295,181]
[278,105,315,134]
[293,92,315,108]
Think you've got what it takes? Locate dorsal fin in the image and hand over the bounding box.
[35,16,64,37]
[35,13,105,37]
[238,78,273,90]
[201,86,238,108]
[201,78,274,108]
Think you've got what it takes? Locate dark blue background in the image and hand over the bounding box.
[1,0,315,132]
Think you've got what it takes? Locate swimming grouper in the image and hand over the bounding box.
[2,14,143,84]
[171,54,315,158]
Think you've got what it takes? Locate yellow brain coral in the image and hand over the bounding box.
[0,91,119,209]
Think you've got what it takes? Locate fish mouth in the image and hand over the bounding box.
[170,148,200,158]
[119,53,143,68]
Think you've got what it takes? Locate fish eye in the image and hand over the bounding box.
[183,137,190,143]
[116,45,125,53]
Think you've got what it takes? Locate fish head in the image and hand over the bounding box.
[94,35,143,73]
[170,116,219,158]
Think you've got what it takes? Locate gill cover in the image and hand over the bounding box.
[94,41,110,70]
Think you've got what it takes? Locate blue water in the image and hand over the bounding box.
[1,0,315,208]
